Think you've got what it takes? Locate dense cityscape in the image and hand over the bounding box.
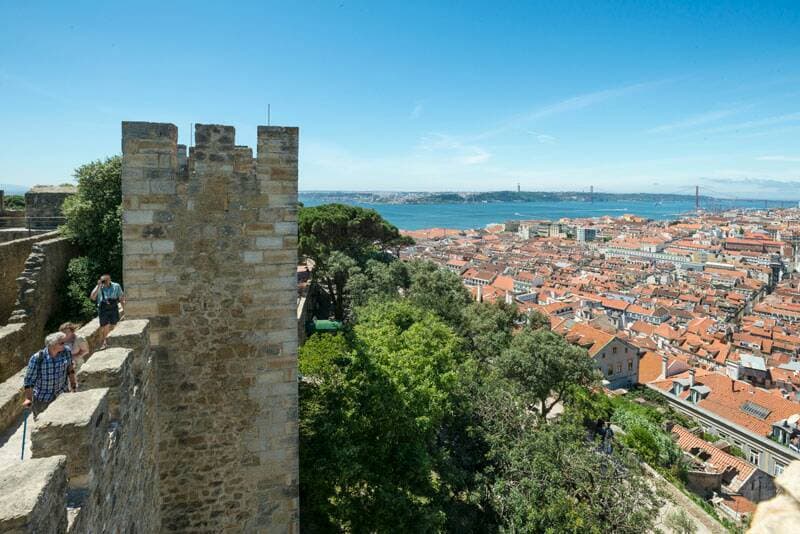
[399,207,800,525]
[3,2,800,532]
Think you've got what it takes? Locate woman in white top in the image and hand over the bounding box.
[59,322,90,387]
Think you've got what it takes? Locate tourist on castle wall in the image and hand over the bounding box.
[60,322,89,389]
[90,273,125,349]
[22,332,76,418]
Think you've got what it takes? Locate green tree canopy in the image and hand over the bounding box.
[460,301,520,365]
[299,203,409,264]
[299,203,412,320]
[299,301,465,532]
[405,260,472,327]
[476,402,659,534]
[497,327,599,418]
[526,309,550,330]
[57,156,122,322]
[61,156,122,280]
[346,259,410,309]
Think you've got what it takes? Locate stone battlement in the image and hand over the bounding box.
[0,235,77,384]
[0,320,158,533]
[122,122,299,531]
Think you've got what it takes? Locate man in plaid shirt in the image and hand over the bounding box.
[23,332,77,417]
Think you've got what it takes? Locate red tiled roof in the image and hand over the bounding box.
[671,424,756,492]
[564,323,615,357]
[652,371,800,436]
[492,275,515,292]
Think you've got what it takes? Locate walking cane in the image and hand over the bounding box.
[20,408,30,460]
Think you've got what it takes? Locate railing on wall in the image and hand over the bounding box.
[0,215,66,233]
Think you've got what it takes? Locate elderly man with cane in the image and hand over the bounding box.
[22,332,77,418]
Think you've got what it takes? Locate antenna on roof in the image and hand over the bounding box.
[267,104,271,126]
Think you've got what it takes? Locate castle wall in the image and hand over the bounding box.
[0,318,105,441]
[0,320,159,533]
[121,122,299,532]
[0,236,77,383]
[0,231,58,324]
[24,186,75,230]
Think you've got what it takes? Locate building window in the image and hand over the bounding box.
[749,449,761,466]
[625,347,629,354]
[775,462,786,477]
[607,367,613,376]
[628,359,633,372]
[613,347,618,354]
[601,352,606,359]
[616,362,622,374]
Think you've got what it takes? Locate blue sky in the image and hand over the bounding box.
[1,1,799,198]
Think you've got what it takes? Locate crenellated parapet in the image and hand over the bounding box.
[0,320,158,533]
[121,122,299,532]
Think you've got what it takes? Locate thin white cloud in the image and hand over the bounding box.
[418,133,490,165]
[699,111,800,135]
[410,102,423,119]
[756,155,800,162]
[470,79,668,141]
[526,130,556,144]
[646,108,742,134]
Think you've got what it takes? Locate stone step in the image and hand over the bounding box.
[0,455,68,533]
[31,388,109,491]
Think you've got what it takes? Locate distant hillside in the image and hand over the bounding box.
[300,190,714,205]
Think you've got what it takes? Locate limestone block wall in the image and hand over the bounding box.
[0,231,58,323]
[0,317,105,438]
[0,320,160,533]
[0,456,68,533]
[24,186,75,230]
[122,122,299,532]
[0,236,77,383]
[0,211,26,231]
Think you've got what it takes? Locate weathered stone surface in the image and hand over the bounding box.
[0,368,26,435]
[122,122,299,532]
[31,388,109,489]
[77,348,132,420]
[750,461,800,533]
[0,318,158,534]
[0,236,78,382]
[0,232,57,324]
[0,456,67,533]
[24,186,75,230]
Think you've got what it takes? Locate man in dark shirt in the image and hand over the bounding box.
[22,332,76,418]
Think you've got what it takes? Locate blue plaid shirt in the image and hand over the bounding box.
[23,348,73,402]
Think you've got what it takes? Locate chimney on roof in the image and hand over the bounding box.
[689,368,696,388]
[661,354,668,378]
[476,284,482,303]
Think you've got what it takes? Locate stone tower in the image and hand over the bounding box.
[121,122,299,532]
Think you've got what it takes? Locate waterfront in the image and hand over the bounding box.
[299,195,770,230]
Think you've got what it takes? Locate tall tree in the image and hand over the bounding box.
[346,259,410,309]
[496,327,599,418]
[299,301,465,532]
[59,156,122,321]
[299,203,411,320]
[475,399,660,534]
[61,156,123,279]
[460,301,520,364]
[406,260,472,327]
